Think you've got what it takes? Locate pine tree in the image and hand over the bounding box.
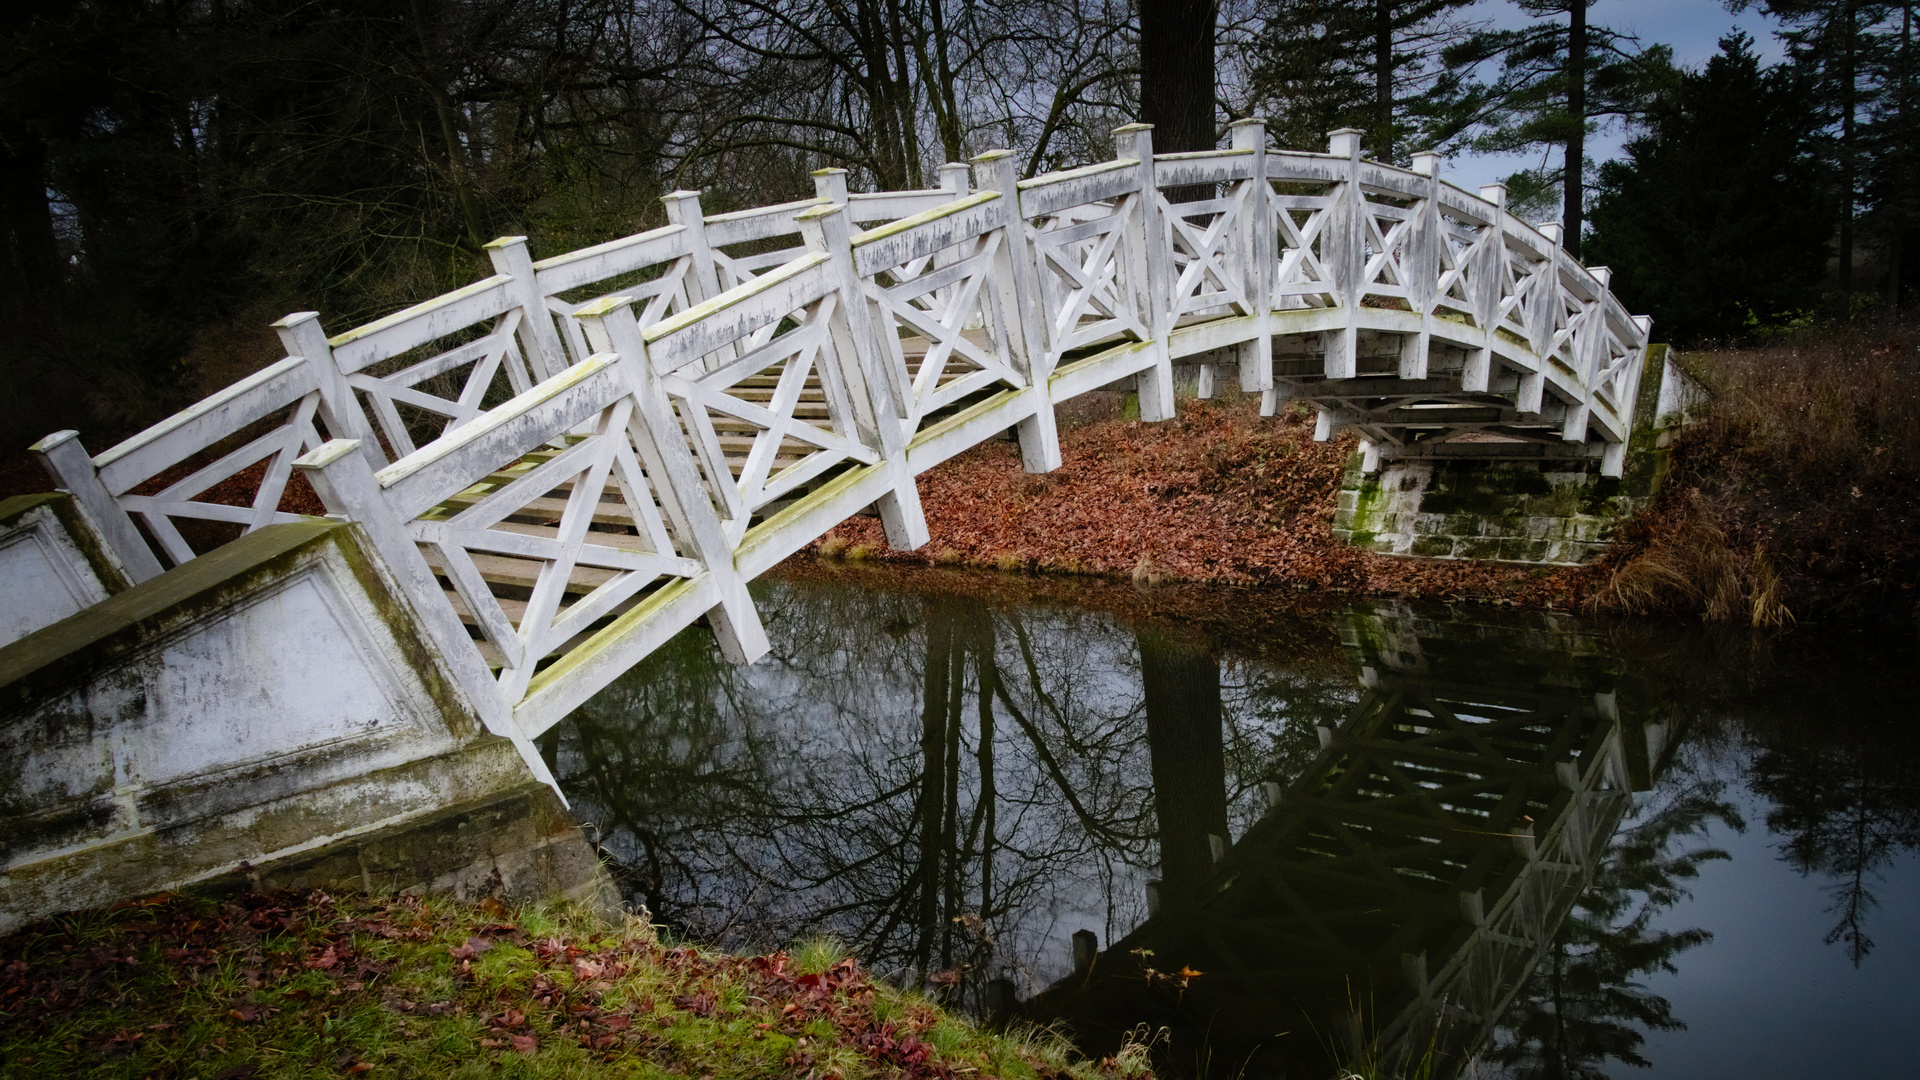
[1733,1,1896,298]
[1585,34,1831,343]
[1862,1,1920,305]
[1245,0,1483,161]
[1444,1,1673,258]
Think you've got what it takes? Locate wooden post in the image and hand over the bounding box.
[30,430,165,583]
[484,236,571,380]
[1520,221,1560,416]
[1465,182,1506,394]
[1324,128,1364,381]
[662,190,725,308]
[291,438,567,798]
[1403,151,1443,381]
[938,161,971,196]
[795,201,931,551]
[573,296,772,665]
[1114,123,1177,421]
[1230,118,1275,401]
[272,311,383,467]
[972,148,1061,473]
[812,167,849,204]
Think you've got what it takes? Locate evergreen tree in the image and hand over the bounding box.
[1484,781,1741,1080]
[1245,0,1483,160]
[1862,1,1920,305]
[1444,1,1673,258]
[1586,34,1831,343]
[1731,1,1894,298]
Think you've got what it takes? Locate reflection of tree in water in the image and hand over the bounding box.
[1748,729,1920,965]
[1484,771,1742,1080]
[550,578,1347,1012]
[1605,624,1920,969]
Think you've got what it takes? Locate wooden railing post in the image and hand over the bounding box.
[795,201,931,551]
[485,236,571,379]
[573,297,772,664]
[661,189,725,308]
[1113,123,1177,421]
[1465,183,1506,394]
[1324,128,1364,382]
[1404,151,1443,381]
[972,148,1061,472]
[1230,118,1275,404]
[1563,265,1608,447]
[1521,221,1560,415]
[812,167,850,204]
[290,438,566,796]
[29,430,165,583]
[272,311,384,466]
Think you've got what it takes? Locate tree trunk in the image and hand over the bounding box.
[1839,0,1859,297]
[408,0,490,252]
[0,139,63,306]
[1564,0,1587,258]
[1139,0,1219,153]
[1375,0,1395,161]
[1139,631,1228,908]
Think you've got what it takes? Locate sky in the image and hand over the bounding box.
[1445,0,1794,195]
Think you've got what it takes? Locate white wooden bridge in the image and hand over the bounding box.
[22,122,1652,794]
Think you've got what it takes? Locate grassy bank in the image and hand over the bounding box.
[1589,320,1920,625]
[0,889,1153,1080]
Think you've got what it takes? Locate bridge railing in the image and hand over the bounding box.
[27,121,1653,779]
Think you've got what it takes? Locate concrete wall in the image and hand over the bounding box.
[0,493,132,649]
[0,519,602,932]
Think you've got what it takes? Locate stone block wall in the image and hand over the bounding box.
[1332,458,1643,565]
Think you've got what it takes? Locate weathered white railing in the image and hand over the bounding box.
[27,121,1651,792]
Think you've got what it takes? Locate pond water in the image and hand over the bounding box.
[539,568,1920,1080]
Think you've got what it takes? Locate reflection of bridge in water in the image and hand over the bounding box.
[1030,605,1674,1079]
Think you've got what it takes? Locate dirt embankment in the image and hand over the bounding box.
[1586,323,1920,626]
[805,393,1594,610]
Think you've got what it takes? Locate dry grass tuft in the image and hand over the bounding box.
[1589,500,1794,626]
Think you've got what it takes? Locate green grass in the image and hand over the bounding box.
[0,890,1152,1080]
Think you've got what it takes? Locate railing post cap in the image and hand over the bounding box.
[270,311,321,329]
[29,429,81,453]
[1410,149,1442,176]
[1112,122,1154,134]
[809,167,848,177]
[1479,182,1507,205]
[572,294,637,319]
[1588,265,1612,286]
[1327,128,1364,157]
[970,148,1016,163]
[661,188,704,201]
[483,235,529,250]
[292,438,362,470]
[1228,116,1267,128]
[792,201,845,222]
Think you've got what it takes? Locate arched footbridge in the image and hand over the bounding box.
[17,122,1653,793]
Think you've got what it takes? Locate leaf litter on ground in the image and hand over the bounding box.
[0,888,1153,1080]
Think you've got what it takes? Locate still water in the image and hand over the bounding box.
[539,569,1920,1079]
